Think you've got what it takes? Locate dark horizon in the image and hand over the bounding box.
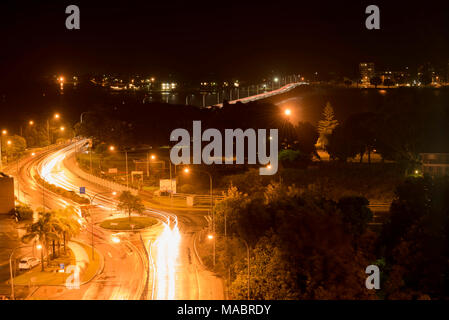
[1,0,448,84]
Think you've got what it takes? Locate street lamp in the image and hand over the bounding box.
[82,191,118,260]
[29,120,34,126]
[184,167,215,265]
[47,113,61,145]
[109,145,130,189]
[0,129,7,169]
[9,243,42,300]
[284,108,291,116]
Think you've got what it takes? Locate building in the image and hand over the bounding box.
[0,173,14,214]
[359,62,375,85]
[420,153,449,177]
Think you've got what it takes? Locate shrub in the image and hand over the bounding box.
[15,205,34,221]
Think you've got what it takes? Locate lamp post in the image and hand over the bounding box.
[184,167,214,265]
[9,243,41,300]
[0,129,7,170]
[47,113,60,146]
[82,191,117,260]
[242,238,250,300]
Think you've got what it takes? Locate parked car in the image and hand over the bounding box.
[18,257,41,270]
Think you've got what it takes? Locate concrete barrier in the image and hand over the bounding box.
[64,154,138,196]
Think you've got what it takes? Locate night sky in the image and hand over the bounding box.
[1,0,448,83]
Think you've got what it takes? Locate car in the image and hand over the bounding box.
[18,257,41,270]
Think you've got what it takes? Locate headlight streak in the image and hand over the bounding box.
[36,142,182,300]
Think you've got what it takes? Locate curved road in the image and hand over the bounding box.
[9,141,224,300]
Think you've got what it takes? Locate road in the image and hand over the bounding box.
[4,144,146,299]
[5,141,224,300]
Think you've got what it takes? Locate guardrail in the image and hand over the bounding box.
[64,154,139,196]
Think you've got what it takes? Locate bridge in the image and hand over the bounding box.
[209,81,309,108]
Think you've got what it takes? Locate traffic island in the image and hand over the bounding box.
[100,216,158,230]
[11,241,101,286]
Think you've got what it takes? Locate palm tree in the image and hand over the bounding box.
[55,207,82,255]
[21,211,59,271]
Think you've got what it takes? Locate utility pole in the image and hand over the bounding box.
[146,152,150,177]
[125,151,129,189]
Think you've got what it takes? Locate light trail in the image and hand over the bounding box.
[34,141,182,300]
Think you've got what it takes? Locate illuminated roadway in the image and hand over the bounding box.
[10,141,224,300]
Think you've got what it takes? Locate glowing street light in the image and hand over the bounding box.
[2,129,7,135]
[150,154,156,160]
[29,120,34,126]
[60,126,65,131]
[207,234,214,240]
[183,168,190,173]
[111,236,121,244]
[7,140,11,145]
[31,152,36,157]
[54,113,60,119]
[284,108,291,116]
[36,244,42,250]
[109,145,115,151]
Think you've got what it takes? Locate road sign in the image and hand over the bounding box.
[79,187,86,194]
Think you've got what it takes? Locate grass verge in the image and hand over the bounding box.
[12,242,101,286]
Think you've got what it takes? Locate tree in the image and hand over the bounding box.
[383,78,395,88]
[293,122,319,159]
[317,102,339,149]
[337,196,373,243]
[55,207,81,255]
[3,135,26,161]
[380,176,449,299]
[21,211,60,271]
[117,191,145,222]
[370,76,382,88]
[326,125,358,161]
